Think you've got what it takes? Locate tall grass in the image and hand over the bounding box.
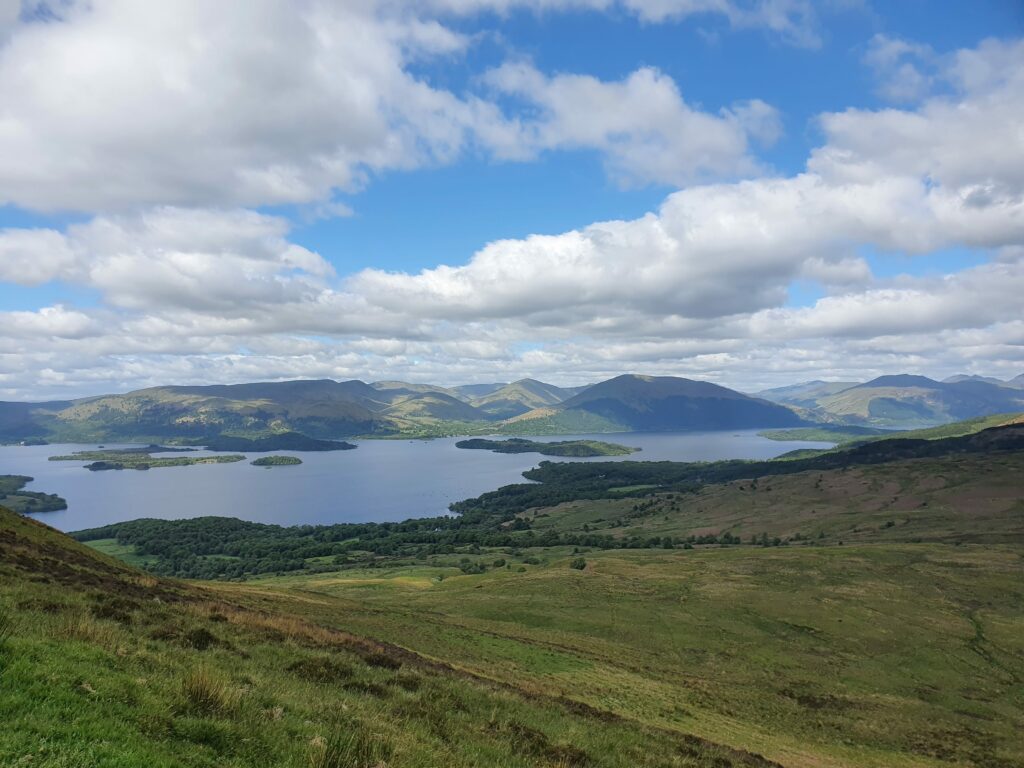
[181,667,242,716]
[306,722,392,768]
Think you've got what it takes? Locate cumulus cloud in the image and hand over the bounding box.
[482,63,779,185]
[1,31,1023,397]
[0,0,804,213]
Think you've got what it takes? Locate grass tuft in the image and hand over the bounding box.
[181,667,242,717]
[306,722,392,768]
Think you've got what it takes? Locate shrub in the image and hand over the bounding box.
[287,656,353,683]
[570,557,586,570]
[359,650,402,670]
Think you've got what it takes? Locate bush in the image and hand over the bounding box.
[570,557,586,570]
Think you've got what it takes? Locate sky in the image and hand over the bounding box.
[0,0,1023,399]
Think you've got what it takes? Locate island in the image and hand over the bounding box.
[49,449,246,471]
[455,437,637,457]
[251,455,303,467]
[0,475,68,513]
[203,432,356,452]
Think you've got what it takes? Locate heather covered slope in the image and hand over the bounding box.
[0,506,776,768]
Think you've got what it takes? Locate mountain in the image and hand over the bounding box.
[470,378,578,419]
[812,375,1024,427]
[1009,373,1024,389]
[370,380,460,401]
[5,380,387,442]
[514,374,804,431]
[452,382,507,400]
[381,391,489,422]
[942,374,1010,386]
[755,380,860,408]
[0,399,73,442]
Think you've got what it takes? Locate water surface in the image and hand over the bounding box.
[2,431,832,531]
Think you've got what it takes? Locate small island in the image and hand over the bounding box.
[251,455,302,467]
[203,432,356,452]
[455,437,637,457]
[0,475,68,513]
[49,449,246,471]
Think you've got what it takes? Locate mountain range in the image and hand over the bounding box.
[757,374,1024,427]
[2,371,1022,443]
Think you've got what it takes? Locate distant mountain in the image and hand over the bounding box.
[381,392,488,422]
[3,380,387,442]
[942,374,1010,386]
[1010,374,1024,389]
[0,400,73,442]
[370,381,459,401]
[470,378,578,419]
[514,374,804,432]
[452,383,507,400]
[755,380,860,408]
[812,375,1024,427]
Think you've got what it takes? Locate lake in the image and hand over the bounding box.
[3,431,833,531]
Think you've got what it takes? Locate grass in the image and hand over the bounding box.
[0,506,781,768]
[259,543,1024,768]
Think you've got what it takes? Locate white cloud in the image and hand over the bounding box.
[483,63,779,185]
[1,33,1023,397]
[0,0,808,213]
[427,0,822,47]
[0,1,494,211]
[863,34,935,103]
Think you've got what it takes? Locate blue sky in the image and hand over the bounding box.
[0,0,1022,397]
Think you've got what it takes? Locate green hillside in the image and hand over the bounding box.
[1,507,775,768]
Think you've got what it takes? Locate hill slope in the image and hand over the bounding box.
[0,506,771,768]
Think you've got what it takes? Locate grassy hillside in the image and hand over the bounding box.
[261,544,1024,768]
[0,507,774,768]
